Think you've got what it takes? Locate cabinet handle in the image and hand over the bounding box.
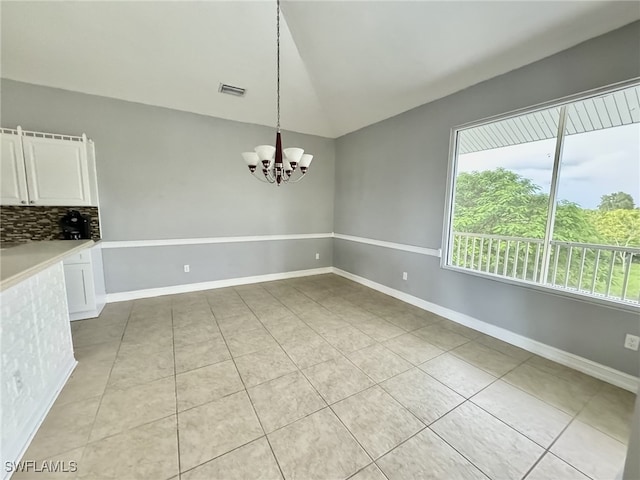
[29,200,35,204]
[21,200,26,204]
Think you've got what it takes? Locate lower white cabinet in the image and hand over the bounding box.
[64,263,96,313]
[63,244,106,320]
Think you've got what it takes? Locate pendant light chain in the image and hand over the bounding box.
[240,0,313,184]
[276,0,281,132]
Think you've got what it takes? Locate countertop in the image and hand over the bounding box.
[0,240,94,292]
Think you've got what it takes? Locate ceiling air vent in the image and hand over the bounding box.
[218,83,246,97]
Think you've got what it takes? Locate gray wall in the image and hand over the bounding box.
[1,80,335,292]
[103,238,332,293]
[333,21,640,376]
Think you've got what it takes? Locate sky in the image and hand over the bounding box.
[457,123,640,210]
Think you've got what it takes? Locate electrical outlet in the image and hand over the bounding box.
[315,253,320,260]
[13,370,23,393]
[402,272,408,281]
[183,265,190,273]
[624,334,639,351]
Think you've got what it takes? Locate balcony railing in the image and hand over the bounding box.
[451,232,640,305]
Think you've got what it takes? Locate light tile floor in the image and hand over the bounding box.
[16,274,635,480]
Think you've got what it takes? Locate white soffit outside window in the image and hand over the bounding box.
[458,85,640,154]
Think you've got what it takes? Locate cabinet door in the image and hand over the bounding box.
[22,136,92,206]
[63,263,96,313]
[0,133,29,205]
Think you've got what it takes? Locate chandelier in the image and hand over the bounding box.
[241,0,313,185]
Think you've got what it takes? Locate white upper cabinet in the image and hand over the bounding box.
[0,128,99,207]
[22,136,92,206]
[0,132,29,205]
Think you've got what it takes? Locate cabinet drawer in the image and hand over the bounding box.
[64,250,91,265]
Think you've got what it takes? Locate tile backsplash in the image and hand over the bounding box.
[0,206,100,243]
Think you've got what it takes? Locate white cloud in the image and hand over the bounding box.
[457,123,640,209]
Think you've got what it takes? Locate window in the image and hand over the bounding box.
[444,82,640,307]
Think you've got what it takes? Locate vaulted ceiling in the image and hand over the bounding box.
[1,1,638,138]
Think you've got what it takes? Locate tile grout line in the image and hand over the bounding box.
[281,280,451,390]
[176,435,275,478]
[238,280,384,390]
[462,347,606,480]
[240,277,539,463]
[318,275,615,408]
[525,380,609,480]
[74,302,134,470]
[250,280,479,473]
[426,424,496,479]
[73,307,184,446]
[169,298,183,479]
[241,304,433,439]
[344,462,387,480]
[235,282,380,472]
[325,318,538,479]
[246,282,382,467]
[376,341,531,476]
[41,304,132,473]
[206,293,289,480]
[496,361,615,441]
[74,338,514,479]
[286,282,494,384]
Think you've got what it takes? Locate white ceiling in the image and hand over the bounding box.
[459,85,640,154]
[1,1,638,138]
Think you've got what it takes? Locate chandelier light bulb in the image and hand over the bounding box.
[299,154,313,171]
[241,152,259,173]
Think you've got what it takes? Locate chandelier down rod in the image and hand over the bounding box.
[240,0,313,185]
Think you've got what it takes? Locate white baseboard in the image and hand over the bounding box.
[106,267,333,303]
[333,268,640,393]
[3,357,77,480]
[69,302,105,321]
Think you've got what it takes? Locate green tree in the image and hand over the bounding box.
[593,209,640,247]
[554,200,599,243]
[453,168,547,237]
[598,192,635,211]
[453,168,597,241]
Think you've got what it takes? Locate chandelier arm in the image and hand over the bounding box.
[249,168,275,183]
[287,172,307,183]
[263,168,276,183]
[250,171,271,183]
[254,174,273,184]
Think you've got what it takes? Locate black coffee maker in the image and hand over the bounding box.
[60,210,91,240]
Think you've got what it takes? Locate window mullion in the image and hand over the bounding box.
[540,105,568,285]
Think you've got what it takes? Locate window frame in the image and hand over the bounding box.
[441,77,640,312]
